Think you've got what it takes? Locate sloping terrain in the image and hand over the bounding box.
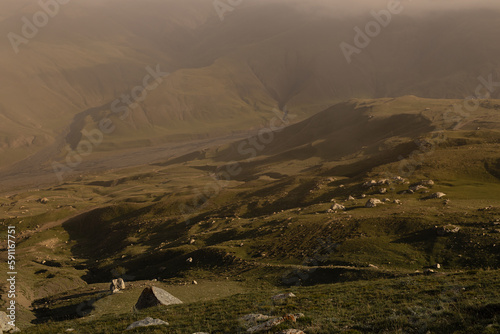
[0,98,499,332]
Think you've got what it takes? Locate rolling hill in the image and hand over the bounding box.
[1,97,499,332]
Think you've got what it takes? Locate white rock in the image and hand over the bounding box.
[365,198,382,208]
[271,292,296,301]
[117,278,126,290]
[330,203,346,211]
[247,317,285,333]
[420,180,435,186]
[126,317,168,331]
[240,314,272,323]
[409,185,427,192]
[362,180,377,188]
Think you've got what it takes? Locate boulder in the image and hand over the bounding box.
[436,225,460,236]
[134,287,183,310]
[240,314,272,323]
[409,185,427,192]
[247,314,303,333]
[419,180,435,187]
[39,197,49,204]
[379,188,387,194]
[365,198,382,208]
[110,279,121,293]
[277,330,306,334]
[126,317,168,331]
[346,195,355,201]
[117,278,126,290]
[271,292,296,301]
[247,317,286,333]
[109,278,126,293]
[330,203,345,211]
[186,257,193,263]
[392,176,407,183]
[362,180,377,188]
[429,192,446,199]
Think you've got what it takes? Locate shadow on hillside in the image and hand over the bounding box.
[391,228,437,245]
[32,290,108,324]
[62,206,138,283]
[283,267,396,286]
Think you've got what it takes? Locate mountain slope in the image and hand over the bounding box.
[1,1,500,171]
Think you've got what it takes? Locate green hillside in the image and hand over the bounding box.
[1,97,499,332]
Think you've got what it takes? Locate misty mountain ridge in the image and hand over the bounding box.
[1,1,500,171]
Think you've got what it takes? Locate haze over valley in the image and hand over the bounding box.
[0,1,500,333]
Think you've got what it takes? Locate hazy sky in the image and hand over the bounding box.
[271,0,500,17]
